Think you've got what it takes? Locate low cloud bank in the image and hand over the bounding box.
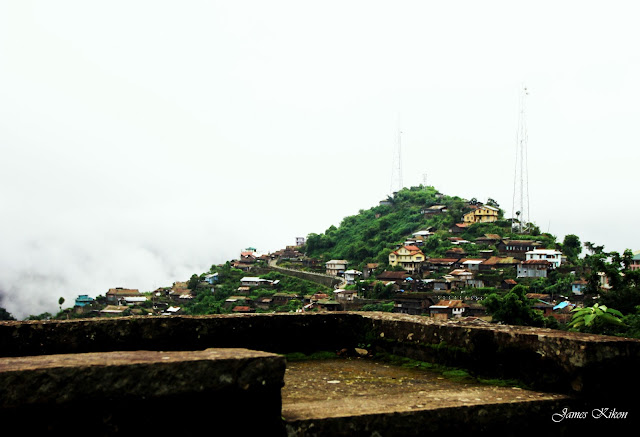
[0,208,239,320]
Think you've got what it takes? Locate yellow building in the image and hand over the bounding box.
[463,205,499,224]
[388,245,425,273]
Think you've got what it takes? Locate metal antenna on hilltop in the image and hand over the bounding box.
[390,113,403,195]
[512,85,531,233]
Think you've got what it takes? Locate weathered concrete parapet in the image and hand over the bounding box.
[0,313,364,357]
[2,312,639,399]
[0,348,285,408]
[358,312,640,397]
[0,348,286,435]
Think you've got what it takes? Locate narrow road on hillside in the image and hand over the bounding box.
[268,258,347,289]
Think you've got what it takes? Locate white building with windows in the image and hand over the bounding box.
[240,277,279,287]
[325,260,348,276]
[344,269,362,285]
[525,249,563,269]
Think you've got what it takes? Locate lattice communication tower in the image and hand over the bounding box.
[511,86,530,233]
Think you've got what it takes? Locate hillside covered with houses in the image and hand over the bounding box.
[5,185,640,338]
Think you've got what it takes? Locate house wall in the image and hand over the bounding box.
[572,285,585,295]
[325,262,347,276]
[517,266,548,278]
[526,251,562,269]
[389,250,424,272]
[464,207,498,224]
[452,307,464,317]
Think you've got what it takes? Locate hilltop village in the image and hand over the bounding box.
[12,186,640,337]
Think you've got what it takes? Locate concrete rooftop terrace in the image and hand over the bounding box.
[282,358,571,435]
[1,312,639,435]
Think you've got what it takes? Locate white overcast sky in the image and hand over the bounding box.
[1,1,639,318]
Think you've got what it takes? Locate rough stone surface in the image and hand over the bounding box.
[2,312,640,396]
[0,313,363,357]
[1,312,639,434]
[282,359,637,436]
[358,312,640,396]
[282,358,568,418]
[0,348,286,435]
[0,348,285,408]
[283,358,581,436]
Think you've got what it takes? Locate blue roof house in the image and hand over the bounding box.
[75,295,94,307]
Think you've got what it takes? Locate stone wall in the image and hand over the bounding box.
[2,312,640,434]
[2,312,639,397]
[0,348,285,435]
[358,313,640,398]
[0,313,362,357]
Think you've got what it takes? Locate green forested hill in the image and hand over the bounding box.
[303,185,557,269]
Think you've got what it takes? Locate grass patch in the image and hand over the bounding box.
[285,351,338,362]
[441,369,474,383]
[374,352,528,388]
[478,377,530,389]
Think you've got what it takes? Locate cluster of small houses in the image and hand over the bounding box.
[70,238,583,321]
[315,199,640,322]
[73,281,211,317]
[322,231,593,322]
[70,202,640,322]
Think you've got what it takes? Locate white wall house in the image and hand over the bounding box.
[344,269,362,285]
[525,249,563,269]
[461,259,484,271]
[240,277,279,287]
[326,260,348,276]
[333,289,357,301]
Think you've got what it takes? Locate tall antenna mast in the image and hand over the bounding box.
[390,113,403,194]
[511,85,530,233]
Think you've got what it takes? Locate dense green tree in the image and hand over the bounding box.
[26,312,53,321]
[562,234,582,261]
[184,295,224,315]
[423,235,440,252]
[483,285,545,327]
[584,241,605,255]
[368,282,394,299]
[0,306,15,321]
[359,302,394,312]
[286,299,303,312]
[620,307,640,338]
[188,274,201,291]
[580,247,640,315]
[543,275,572,300]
